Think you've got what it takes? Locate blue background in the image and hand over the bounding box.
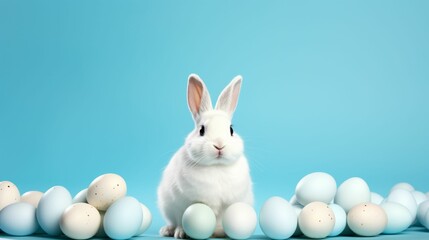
[1,0,429,238]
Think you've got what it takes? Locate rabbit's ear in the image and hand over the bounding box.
[215,75,242,118]
[187,74,213,120]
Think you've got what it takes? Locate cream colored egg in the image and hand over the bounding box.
[298,201,335,239]
[21,191,43,208]
[87,173,127,211]
[347,203,387,236]
[60,203,101,240]
[0,181,20,210]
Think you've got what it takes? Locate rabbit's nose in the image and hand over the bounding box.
[213,145,225,150]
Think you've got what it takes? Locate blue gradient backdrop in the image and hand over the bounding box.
[1,0,429,236]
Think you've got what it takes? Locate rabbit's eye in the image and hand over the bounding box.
[199,125,205,136]
[230,125,234,136]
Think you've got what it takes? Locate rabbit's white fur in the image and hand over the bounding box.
[157,74,253,238]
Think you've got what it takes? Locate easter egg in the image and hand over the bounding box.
[73,189,88,204]
[36,186,72,235]
[0,181,20,211]
[0,202,38,236]
[370,192,384,205]
[135,203,152,236]
[292,205,303,236]
[411,191,427,205]
[295,172,336,206]
[222,202,257,239]
[259,196,297,239]
[417,200,429,227]
[20,191,43,208]
[299,201,335,239]
[391,182,414,192]
[60,203,101,240]
[347,203,387,236]
[423,209,429,229]
[328,203,346,237]
[182,203,216,240]
[87,173,127,211]
[103,196,142,240]
[334,177,370,212]
[387,188,417,221]
[380,202,413,234]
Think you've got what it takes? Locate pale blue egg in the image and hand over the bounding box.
[36,186,72,236]
[0,202,38,236]
[72,188,88,204]
[182,203,216,240]
[381,202,413,234]
[328,203,346,237]
[104,196,142,240]
[259,196,297,239]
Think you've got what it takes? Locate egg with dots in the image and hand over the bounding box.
[298,201,335,239]
[0,181,20,211]
[347,203,387,236]
[60,203,101,240]
[87,173,127,211]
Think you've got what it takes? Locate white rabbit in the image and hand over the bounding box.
[157,74,253,239]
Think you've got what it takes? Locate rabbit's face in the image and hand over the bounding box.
[186,111,244,166]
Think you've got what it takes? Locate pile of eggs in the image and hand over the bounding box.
[181,172,429,239]
[0,173,152,240]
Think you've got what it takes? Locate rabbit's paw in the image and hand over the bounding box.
[159,225,175,237]
[174,226,187,239]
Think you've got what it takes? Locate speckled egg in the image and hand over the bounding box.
[87,173,127,211]
[328,203,346,237]
[36,186,72,235]
[0,181,20,211]
[380,202,413,234]
[135,203,152,236]
[222,202,257,240]
[259,196,297,240]
[334,177,370,212]
[104,196,142,240]
[73,189,88,204]
[298,201,335,239]
[347,203,387,236]
[0,202,38,236]
[20,191,43,208]
[295,172,337,206]
[60,203,101,240]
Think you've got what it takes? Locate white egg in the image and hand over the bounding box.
[391,182,414,192]
[60,203,101,240]
[347,203,387,236]
[104,196,143,240]
[87,173,127,211]
[222,202,256,240]
[387,188,417,221]
[328,203,346,237]
[423,209,429,229]
[370,192,384,205]
[298,201,335,239]
[182,203,216,240]
[411,191,427,205]
[36,186,72,235]
[292,205,303,237]
[417,200,429,226]
[295,172,337,206]
[334,177,370,212]
[0,181,20,211]
[380,202,413,234]
[0,202,38,236]
[135,203,152,236]
[73,189,88,204]
[20,191,43,208]
[259,196,297,239]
